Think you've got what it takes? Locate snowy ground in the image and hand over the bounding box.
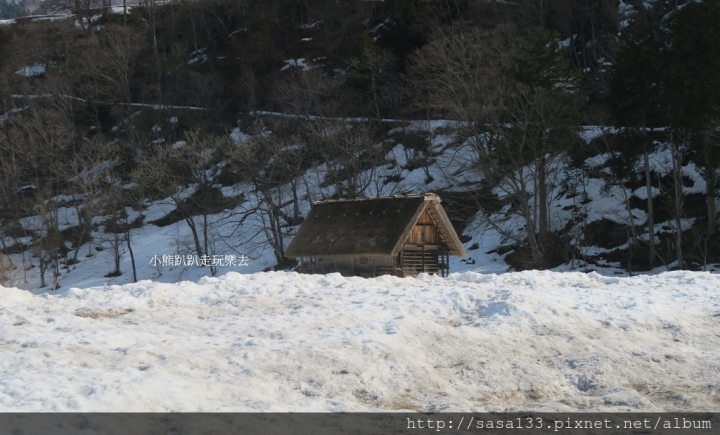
[2,270,719,411]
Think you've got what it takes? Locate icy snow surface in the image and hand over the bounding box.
[15,64,45,77]
[1,270,719,411]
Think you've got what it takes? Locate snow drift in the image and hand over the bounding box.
[1,270,719,411]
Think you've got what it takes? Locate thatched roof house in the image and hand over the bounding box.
[285,193,466,277]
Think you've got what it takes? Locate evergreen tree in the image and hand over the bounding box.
[612,17,666,129]
[611,16,667,266]
[666,0,720,236]
[512,27,583,243]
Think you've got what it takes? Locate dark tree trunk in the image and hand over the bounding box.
[127,230,137,283]
[70,205,83,264]
[201,214,216,276]
[705,152,717,236]
[671,135,684,269]
[538,155,549,240]
[39,255,47,288]
[185,216,204,260]
[644,151,655,266]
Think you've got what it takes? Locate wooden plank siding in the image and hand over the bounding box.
[398,246,449,277]
[408,210,441,244]
[309,255,396,277]
[400,210,450,277]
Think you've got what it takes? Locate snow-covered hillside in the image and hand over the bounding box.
[4,120,717,294]
[1,270,718,411]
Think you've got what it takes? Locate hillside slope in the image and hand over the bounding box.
[1,0,719,289]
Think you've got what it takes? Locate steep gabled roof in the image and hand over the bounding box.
[285,193,466,257]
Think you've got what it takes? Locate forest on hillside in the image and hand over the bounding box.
[1,0,720,288]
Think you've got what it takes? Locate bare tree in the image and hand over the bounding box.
[48,0,110,34]
[135,130,233,276]
[64,136,116,264]
[98,203,126,277]
[344,38,404,124]
[669,131,685,269]
[97,178,142,280]
[228,123,304,267]
[2,94,76,288]
[409,25,582,268]
[28,190,63,289]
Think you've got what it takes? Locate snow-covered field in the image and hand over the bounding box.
[2,270,719,411]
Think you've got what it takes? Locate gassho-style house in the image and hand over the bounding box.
[285,193,466,278]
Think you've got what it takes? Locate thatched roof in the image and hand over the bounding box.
[285,193,467,257]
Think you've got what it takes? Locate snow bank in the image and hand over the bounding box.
[1,270,718,411]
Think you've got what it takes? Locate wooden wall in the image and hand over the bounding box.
[408,210,441,244]
[313,255,395,277]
